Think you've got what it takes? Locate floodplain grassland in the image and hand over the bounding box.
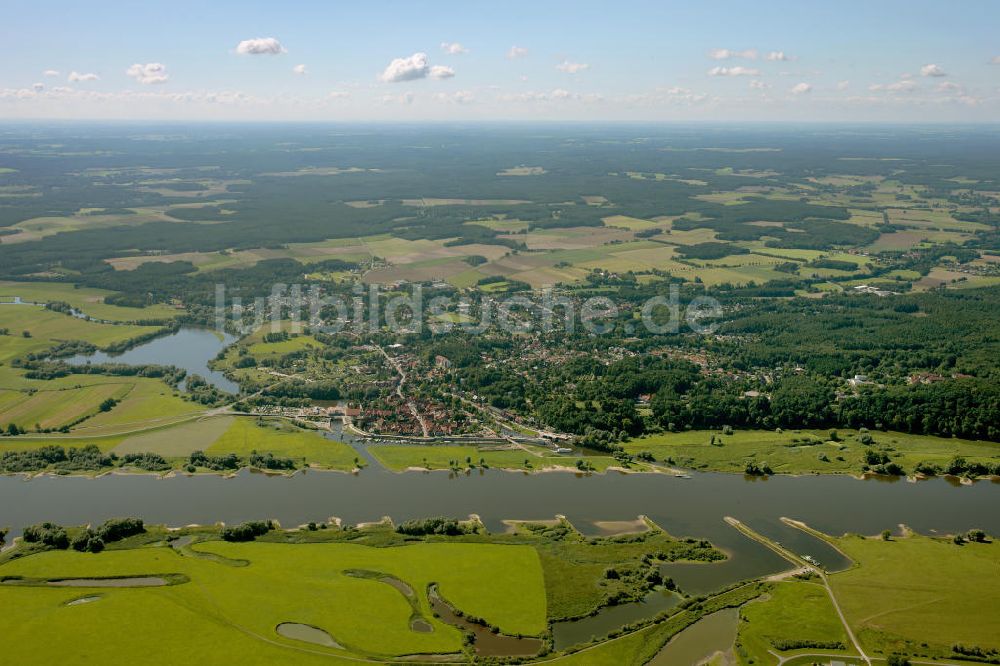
[552,583,767,665]
[0,305,162,363]
[830,531,1000,659]
[736,578,852,664]
[0,382,128,431]
[0,366,200,437]
[367,443,619,473]
[0,539,546,661]
[204,417,361,470]
[0,281,182,321]
[622,428,1000,476]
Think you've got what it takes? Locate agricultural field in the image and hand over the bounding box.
[0,382,130,431]
[0,347,201,434]
[110,416,236,456]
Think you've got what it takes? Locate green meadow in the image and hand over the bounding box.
[0,540,546,661]
[622,428,1000,476]
[367,443,619,473]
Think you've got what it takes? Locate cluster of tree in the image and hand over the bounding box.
[649,375,1000,443]
[14,360,185,384]
[951,644,1000,664]
[915,457,1000,478]
[0,445,115,473]
[395,517,471,536]
[72,517,146,553]
[262,331,290,343]
[22,522,70,549]
[188,450,241,471]
[120,452,171,471]
[839,379,1000,441]
[808,258,860,271]
[4,423,27,436]
[102,323,180,354]
[743,460,773,476]
[771,639,846,651]
[861,449,905,476]
[185,374,231,405]
[22,340,97,360]
[248,451,295,471]
[220,520,273,542]
[261,380,341,401]
[676,242,750,260]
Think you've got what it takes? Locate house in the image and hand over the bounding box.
[847,374,872,387]
[908,372,946,385]
[435,355,452,369]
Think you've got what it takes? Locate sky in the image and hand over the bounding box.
[2,0,999,122]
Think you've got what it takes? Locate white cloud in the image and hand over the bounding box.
[429,65,455,79]
[936,81,962,93]
[379,92,414,105]
[435,90,475,104]
[328,91,350,100]
[709,48,757,60]
[32,83,45,92]
[869,80,917,93]
[765,51,790,61]
[708,66,759,77]
[507,45,528,59]
[68,71,99,82]
[790,82,812,94]
[749,80,771,90]
[920,63,947,77]
[43,69,59,77]
[836,80,850,91]
[380,52,430,82]
[125,63,169,85]
[556,60,589,74]
[992,56,1000,65]
[440,42,468,55]
[236,37,286,55]
[293,64,307,75]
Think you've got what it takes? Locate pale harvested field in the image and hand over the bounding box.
[362,257,473,284]
[497,166,546,176]
[401,198,530,206]
[500,226,632,250]
[113,416,234,456]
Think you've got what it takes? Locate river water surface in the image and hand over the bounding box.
[2,463,997,595]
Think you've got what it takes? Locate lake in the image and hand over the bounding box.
[66,327,238,393]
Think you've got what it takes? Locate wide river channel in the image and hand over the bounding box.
[2,451,997,594]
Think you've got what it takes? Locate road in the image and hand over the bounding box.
[374,344,429,438]
[724,516,872,666]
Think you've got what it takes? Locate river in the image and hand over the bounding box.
[2,460,997,594]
